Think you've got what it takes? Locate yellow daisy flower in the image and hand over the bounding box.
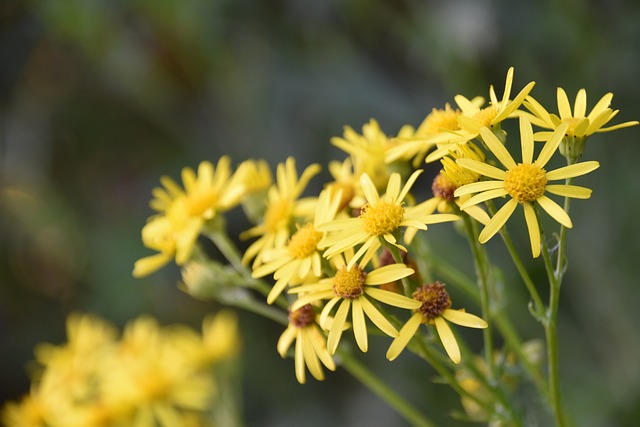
[385,103,464,167]
[133,157,246,277]
[289,254,421,354]
[426,67,535,163]
[522,88,639,140]
[386,282,487,364]
[454,117,600,257]
[319,170,459,270]
[1,390,51,427]
[325,157,359,210]
[240,157,321,268]
[277,304,336,384]
[251,188,343,304]
[331,118,394,192]
[234,158,273,223]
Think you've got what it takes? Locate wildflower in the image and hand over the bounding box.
[1,391,50,427]
[319,170,458,269]
[133,157,246,277]
[387,282,487,364]
[277,304,336,384]
[235,158,273,223]
[290,254,420,354]
[521,88,638,161]
[251,188,343,304]
[331,119,394,191]
[454,118,599,257]
[385,103,463,167]
[241,157,321,268]
[426,67,535,163]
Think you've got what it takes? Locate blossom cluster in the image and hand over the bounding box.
[2,312,239,427]
[131,67,636,387]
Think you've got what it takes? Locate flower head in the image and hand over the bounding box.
[426,67,535,163]
[133,157,246,277]
[250,188,343,304]
[454,117,599,257]
[319,170,459,270]
[289,254,420,354]
[386,282,487,364]
[277,304,336,384]
[240,157,321,268]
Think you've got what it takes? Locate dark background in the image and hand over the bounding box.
[2,0,639,425]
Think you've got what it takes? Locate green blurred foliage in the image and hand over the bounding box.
[1,0,639,425]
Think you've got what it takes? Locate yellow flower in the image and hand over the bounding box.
[386,282,487,364]
[522,88,639,140]
[325,157,359,210]
[234,158,274,223]
[331,118,394,191]
[454,118,599,257]
[251,188,343,304]
[277,304,336,384]
[241,157,321,268]
[426,67,535,163]
[1,391,50,427]
[133,157,246,277]
[319,170,459,270]
[289,254,421,354]
[385,103,463,167]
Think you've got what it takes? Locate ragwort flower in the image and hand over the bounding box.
[290,254,420,354]
[319,170,459,270]
[454,117,599,257]
[277,304,336,384]
[387,282,487,364]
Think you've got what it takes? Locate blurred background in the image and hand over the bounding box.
[1,0,639,425]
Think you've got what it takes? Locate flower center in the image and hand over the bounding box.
[421,105,460,134]
[288,224,322,259]
[412,282,451,323]
[473,106,497,127]
[360,201,404,236]
[431,172,458,202]
[504,163,547,203]
[333,266,367,299]
[562,117,581,137]
[289,304,316,328]
[264,199,291,232]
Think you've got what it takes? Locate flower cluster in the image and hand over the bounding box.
[2,312,239,427]
[126,67,636,424]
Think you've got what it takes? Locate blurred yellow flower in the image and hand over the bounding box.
[240,157,321,268]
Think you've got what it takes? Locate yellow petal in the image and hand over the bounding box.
[537,195,572,228]
[523,202,541,258]
[535,122,569,168]
[365,288,422,309]
[587,92,613,122]
[386,313,423,361]
[573,88,587,118]
[360,296,397,337]
[351,299,368,353]
[545,185,592,199]
[366,264,414,285]
[398,170,423,203]
[435,317,461,364]
[327,300,351,354]
[277,326,297,357]
[301,329,324,381]
[385,173,402,202]
[478,199,518,243]
[545,161,599,181]
[456,158,507,181]
[442,309,488,328]
[480,127,516,169]
[132,253,172,278]
[360,173,380,204]
[460,188,509,210]
[454,180,505,197]
[309,327,335,371]
[557,87,572,119]
[295,333,306,384]
[520,116,534,164]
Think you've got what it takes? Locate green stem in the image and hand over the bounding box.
[537,209,566,427]
[461,214,496,383]
[385,242,413,297]
[339,349,437,427]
